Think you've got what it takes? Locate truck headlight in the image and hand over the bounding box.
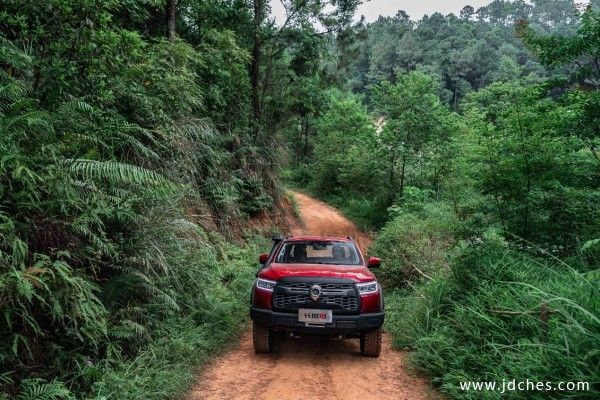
[356,281,379,294]
[255,278,277,291]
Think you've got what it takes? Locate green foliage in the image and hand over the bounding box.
[384,279,451,348]
[517,6,600,86]
[373,71,458,202]
[460,81,600,251]
[385,241,600,399]
[309,90,378,197]
[90,236,264,400]
[0,1,280,398]
[342,0,585,106]
[286,90,390,229]
[296,72,460,230]
[14,379,73,400]
[3,0,600,398]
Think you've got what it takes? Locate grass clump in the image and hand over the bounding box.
[384,237,600,399]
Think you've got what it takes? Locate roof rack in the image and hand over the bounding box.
[347,236,354,240]
[272,234,284,243]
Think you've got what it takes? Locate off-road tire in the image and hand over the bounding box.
[360,328,382,357]
[253,323,273,353]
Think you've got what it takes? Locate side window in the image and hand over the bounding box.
[276,243,292,263]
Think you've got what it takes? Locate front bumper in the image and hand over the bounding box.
[250,307,384,335]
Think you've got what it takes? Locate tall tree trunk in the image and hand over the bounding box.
[398,155,407,199]
[515,103,532,241]
[388,153,397,203]
[251,0,264,139]
[303,116,309,160]
[166,0,176,42]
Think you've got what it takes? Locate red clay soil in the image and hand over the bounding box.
[186,191,440,400]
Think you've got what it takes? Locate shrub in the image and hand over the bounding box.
[282,164,312,187]
[371,202,457,287]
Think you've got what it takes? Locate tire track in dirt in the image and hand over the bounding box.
[186,191,440,400]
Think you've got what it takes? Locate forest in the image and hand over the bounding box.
[1,0,599,399]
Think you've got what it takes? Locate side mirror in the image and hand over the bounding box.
[258,253,269,264]
[367,256,381,269]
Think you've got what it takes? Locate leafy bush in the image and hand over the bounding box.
[282,164,312,188]
[336,196,388,231]
[371,201,457,287]
[309,91,379,198]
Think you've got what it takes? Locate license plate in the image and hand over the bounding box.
[298,309,332,324]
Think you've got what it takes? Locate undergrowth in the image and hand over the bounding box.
[384,236,600,399]
[90,235,264,400]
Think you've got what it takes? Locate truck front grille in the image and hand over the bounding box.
[272,281,359,313]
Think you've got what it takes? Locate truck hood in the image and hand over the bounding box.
[259,262,375,283]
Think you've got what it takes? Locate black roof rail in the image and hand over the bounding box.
[347,236,354,240]
[272,234,284,243]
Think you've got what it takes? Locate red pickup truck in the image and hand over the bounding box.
[250,235,384,357]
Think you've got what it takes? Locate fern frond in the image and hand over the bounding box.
[170,218,201,235]
[0,80,29,104]
[65,159,170,187]
[0,39,33,70]
[71,221,117,258]
[0,371,14,385]
[16,379,72,400]
[109,319,147,340]
[57,98,94,115]
[69,133,110,150]
[1,110,53,143]
[113,129,160,160]
[141,283,180,311]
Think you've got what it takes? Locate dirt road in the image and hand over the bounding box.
[187,191,438,400]
[289,192,372,253]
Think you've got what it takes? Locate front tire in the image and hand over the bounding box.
[253,323,273,353]
[360,328,382,357]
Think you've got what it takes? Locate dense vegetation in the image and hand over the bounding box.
[286,1,600,399]
[0,0,362,398]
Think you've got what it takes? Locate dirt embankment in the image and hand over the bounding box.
[186,191,439,400]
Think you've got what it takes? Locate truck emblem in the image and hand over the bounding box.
[310,284,322,301]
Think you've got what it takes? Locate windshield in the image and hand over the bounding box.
[275,241,361,265]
